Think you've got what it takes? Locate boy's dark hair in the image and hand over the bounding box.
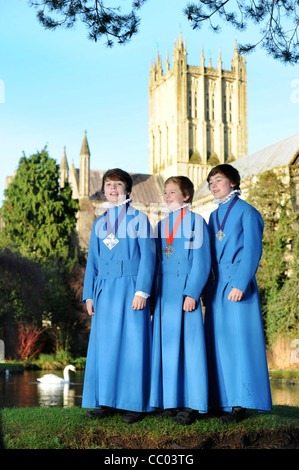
[101,168,133,196]
[207,164,241,190]
[165,176,194,203]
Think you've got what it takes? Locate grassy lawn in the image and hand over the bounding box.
[1,405,298,450]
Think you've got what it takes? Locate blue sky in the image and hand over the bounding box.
[0,0,298,204]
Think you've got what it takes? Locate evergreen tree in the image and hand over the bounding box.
[0,148,78,261]
[0,150,88,357]
[0,249,46,357]
[185,0,299,64]
[247,169,298,346]
[265,224,299,346]
[28,1,299,63]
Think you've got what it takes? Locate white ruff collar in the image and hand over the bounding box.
[214,189,241,205]
[162,203,191,213]
[102,198,132,209]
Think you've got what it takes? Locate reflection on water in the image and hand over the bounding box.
[270,378,299,407]
[37,383,77,407]
[0,370,85,408]
[0,370,298,408]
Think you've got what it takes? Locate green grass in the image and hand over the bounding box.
[1,406,298,449]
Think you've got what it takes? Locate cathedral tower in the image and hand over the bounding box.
[149,34,248,189]
[79,130,90,198]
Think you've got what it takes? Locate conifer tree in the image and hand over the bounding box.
[28,0,299,63]
[247,169,299,346]
[0,148,78,261]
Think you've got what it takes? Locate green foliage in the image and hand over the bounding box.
[28,1,299,64]
[0,148,78,261]
[0,149,87,358]
[247,169,299,346]
[0,250,45,324]
[0,250,88,359]
[185,0,299,64]
[35,353,86,370]
[40,260,88,356]
[265,231,299,344]
[29,0,148,46]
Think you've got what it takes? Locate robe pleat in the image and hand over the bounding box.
[204,198,272,411]
[82,205,155,412]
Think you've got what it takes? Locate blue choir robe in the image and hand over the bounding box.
[82,203,156,412]
[150,209,211,412]
[204,197,272,412]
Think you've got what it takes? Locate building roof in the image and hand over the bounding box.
[88,170,164,206]
[194,132,299,200]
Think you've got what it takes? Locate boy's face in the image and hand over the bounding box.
[164,182,189,211]
[208,172,236,200]
[104,179,127,205]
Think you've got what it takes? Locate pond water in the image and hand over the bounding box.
[0,370,85,408]
[0,370,298,408]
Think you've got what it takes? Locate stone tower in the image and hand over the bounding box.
[79,130,90,198]
[59,146,69,188]
[149,33,248,189]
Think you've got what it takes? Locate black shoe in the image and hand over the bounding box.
[160,408,178,418]
[84,407,116,419]
[122,411,145,424]
[218,407,246,424]
[173,408,197,425]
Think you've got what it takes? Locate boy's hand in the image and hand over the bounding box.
[86,299,94,316]
[183,296,196,312]
[132,295,147,310]
[228,287,244,301]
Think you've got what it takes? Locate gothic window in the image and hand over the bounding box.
[188,91,192,118]
[152,133,155,166]
[166,124,169,163]
[207,126,211,154]
[206,94,209,120]
[158,127,162,167]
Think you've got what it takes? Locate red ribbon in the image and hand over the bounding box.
[165,208,188,245]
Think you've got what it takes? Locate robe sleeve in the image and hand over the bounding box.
[82,221,99,303]
[135,212,156,296]
[182,214,211,301]
[230,206,264,293]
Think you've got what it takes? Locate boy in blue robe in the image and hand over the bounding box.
[150,176,211,425]
[82,168,156,423]
[204,164,272,423]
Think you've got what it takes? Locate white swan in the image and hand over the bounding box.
[37,365,76,384]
